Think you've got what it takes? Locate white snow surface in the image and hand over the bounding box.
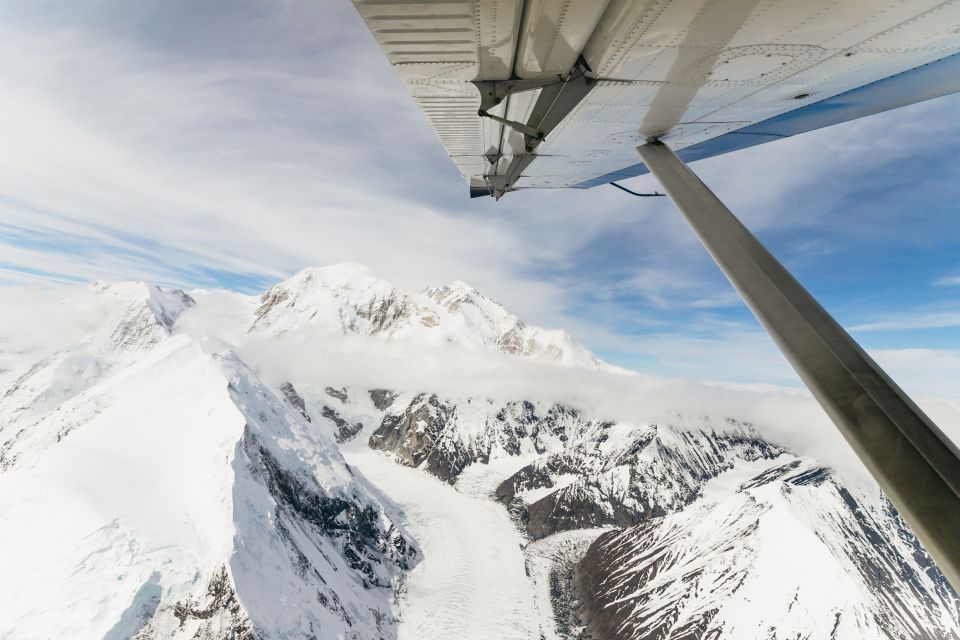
[0,280,414,639]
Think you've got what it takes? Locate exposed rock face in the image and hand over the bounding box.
[130,566,257,640]
[573,460,960,640]
[321,405,363,443]
[368,396,595,483]
[499,421,781,539]
[168,567,256,639]
[252,286,289,325]
[369,389,398,411]
[244,430,416,589]
[325,386,349,403]
[369,393,464,480]
[370,392,780,538]
[279,382,311,423]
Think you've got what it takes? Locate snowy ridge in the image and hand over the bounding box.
[251,264,437,338]
[422,280,603,367]
[93,281,196,352]
[0,285,416,639]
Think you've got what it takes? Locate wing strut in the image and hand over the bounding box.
[637,140,960,590]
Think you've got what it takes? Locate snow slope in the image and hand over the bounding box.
[0,282,194,470]
[575,459,960,639]
[0,284,415,639]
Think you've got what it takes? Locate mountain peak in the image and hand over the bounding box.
[292,263,377,285]
[248,264,605,368]
[441,280,478,296]
[90,281,194,351]
[252,264,419,336]
[423,281,516,325]
[424,279,489,301]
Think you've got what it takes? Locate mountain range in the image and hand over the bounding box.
[0,264,956,639]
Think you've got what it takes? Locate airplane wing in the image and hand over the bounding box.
[352,0,960,197]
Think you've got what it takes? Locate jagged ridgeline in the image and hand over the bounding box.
[0,265,957,639]
[361,392,959,639]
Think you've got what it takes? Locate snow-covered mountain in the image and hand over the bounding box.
[575,459,960,639]
[250,264,604,368]
[0,282,195,471]
[0,264,957,640]
[0,280,415,639]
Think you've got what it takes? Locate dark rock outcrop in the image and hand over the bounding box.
[369,389,398,411]
[246,431,416,588]
[168,566,257,640]
[325,386,349,403]
[368,394,472,482]
[129,566,258,640]
[321,405,363,443]
[279,382,311,423]
[498,423,780,539]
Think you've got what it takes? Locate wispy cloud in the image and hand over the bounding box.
[934,274,960,287]
[850,311,960,332]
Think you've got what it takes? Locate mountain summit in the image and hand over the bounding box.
[251,265,604,368]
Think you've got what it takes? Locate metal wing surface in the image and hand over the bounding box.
[353,0,960,197]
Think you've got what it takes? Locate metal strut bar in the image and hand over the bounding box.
[477,109,545,141]
[610,182,665,197]
[637,140,960,591]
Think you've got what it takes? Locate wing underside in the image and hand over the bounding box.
[353,0,960,197]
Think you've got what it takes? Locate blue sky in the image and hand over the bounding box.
[0,0,958,399]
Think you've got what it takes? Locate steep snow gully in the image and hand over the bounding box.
[1,266,958,639]
[342,446,540,640]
